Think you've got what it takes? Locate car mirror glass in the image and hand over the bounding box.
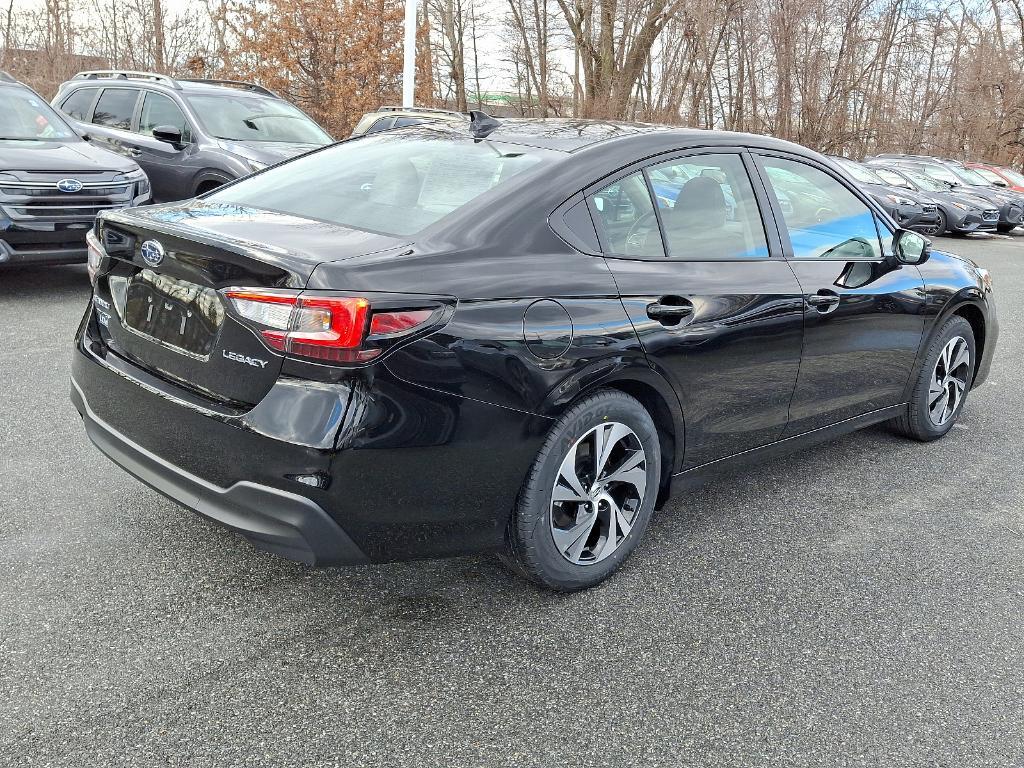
[895,229,929,265]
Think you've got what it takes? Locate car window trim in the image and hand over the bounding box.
[548,192,602,255]
[579,146,785,262]
[748,149,895,262]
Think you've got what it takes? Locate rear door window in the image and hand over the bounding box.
[647,154,769,259]
[60,88,98,121]
[365,117,396,134]
[92,88,139,130]
[588,172,665,258]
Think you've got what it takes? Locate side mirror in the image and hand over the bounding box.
[893,228,930,266]
[152,125,183,145]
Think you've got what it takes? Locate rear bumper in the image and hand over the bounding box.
[71,304,548,565]
[71,376,369,566]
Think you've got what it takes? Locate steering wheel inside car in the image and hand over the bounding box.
[625,211,659,255]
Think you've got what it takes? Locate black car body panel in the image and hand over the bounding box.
[71,122,999,566]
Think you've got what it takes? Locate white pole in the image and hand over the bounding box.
[402,0,416,107]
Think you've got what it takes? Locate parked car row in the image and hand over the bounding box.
[5,65,1022,269]
[836,153,1024,238]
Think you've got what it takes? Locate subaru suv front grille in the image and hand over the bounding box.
[0,177,133,223]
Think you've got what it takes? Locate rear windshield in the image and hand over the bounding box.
[208,131,554,236]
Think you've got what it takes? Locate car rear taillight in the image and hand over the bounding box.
[224,289,445,363]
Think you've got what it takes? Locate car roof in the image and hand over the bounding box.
[59,73,281,100]
[403,117,816,155]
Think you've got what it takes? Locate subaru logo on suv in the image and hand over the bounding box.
[140,240,165,267]
[56,178,83,193]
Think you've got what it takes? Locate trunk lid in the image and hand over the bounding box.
[93,200,409,406]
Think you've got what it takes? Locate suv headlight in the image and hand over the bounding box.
[245,158,269,173]
[117,169,151,200]
[135,176,151,199]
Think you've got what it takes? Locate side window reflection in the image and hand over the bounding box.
[589,172,664,258]
[762,157,883,260]
[647,153,770,259]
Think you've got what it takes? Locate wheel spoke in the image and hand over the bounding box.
[595,506,619,562]
[948,381,962,412]
[601,448,645,482]
[552,511,597,561]
[594,422,631,480]
[603,466,647,498]
[928,377,945,406]
[949,342,970,374]
[611,498,633,538]
[555,445,588,502]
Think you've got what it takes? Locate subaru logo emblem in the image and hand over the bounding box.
[140,240,165,267]
[56,178,83,193]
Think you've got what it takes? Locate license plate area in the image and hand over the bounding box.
[122,269,225,359]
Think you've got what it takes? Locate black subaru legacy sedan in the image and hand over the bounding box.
[71,117,998,590]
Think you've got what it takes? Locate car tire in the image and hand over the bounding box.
[933,209,947,236]
[997,224,1015,233]
[890,316,975,441]
[500,389,662,591]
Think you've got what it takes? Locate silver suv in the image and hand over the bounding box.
[53,71,333,203]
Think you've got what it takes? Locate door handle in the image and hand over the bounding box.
[646,297,694,324]
[806,290,841,313]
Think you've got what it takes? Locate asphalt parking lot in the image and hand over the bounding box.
[2,234,1022,768]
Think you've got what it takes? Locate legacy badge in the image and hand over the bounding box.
[223,350,268,368]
